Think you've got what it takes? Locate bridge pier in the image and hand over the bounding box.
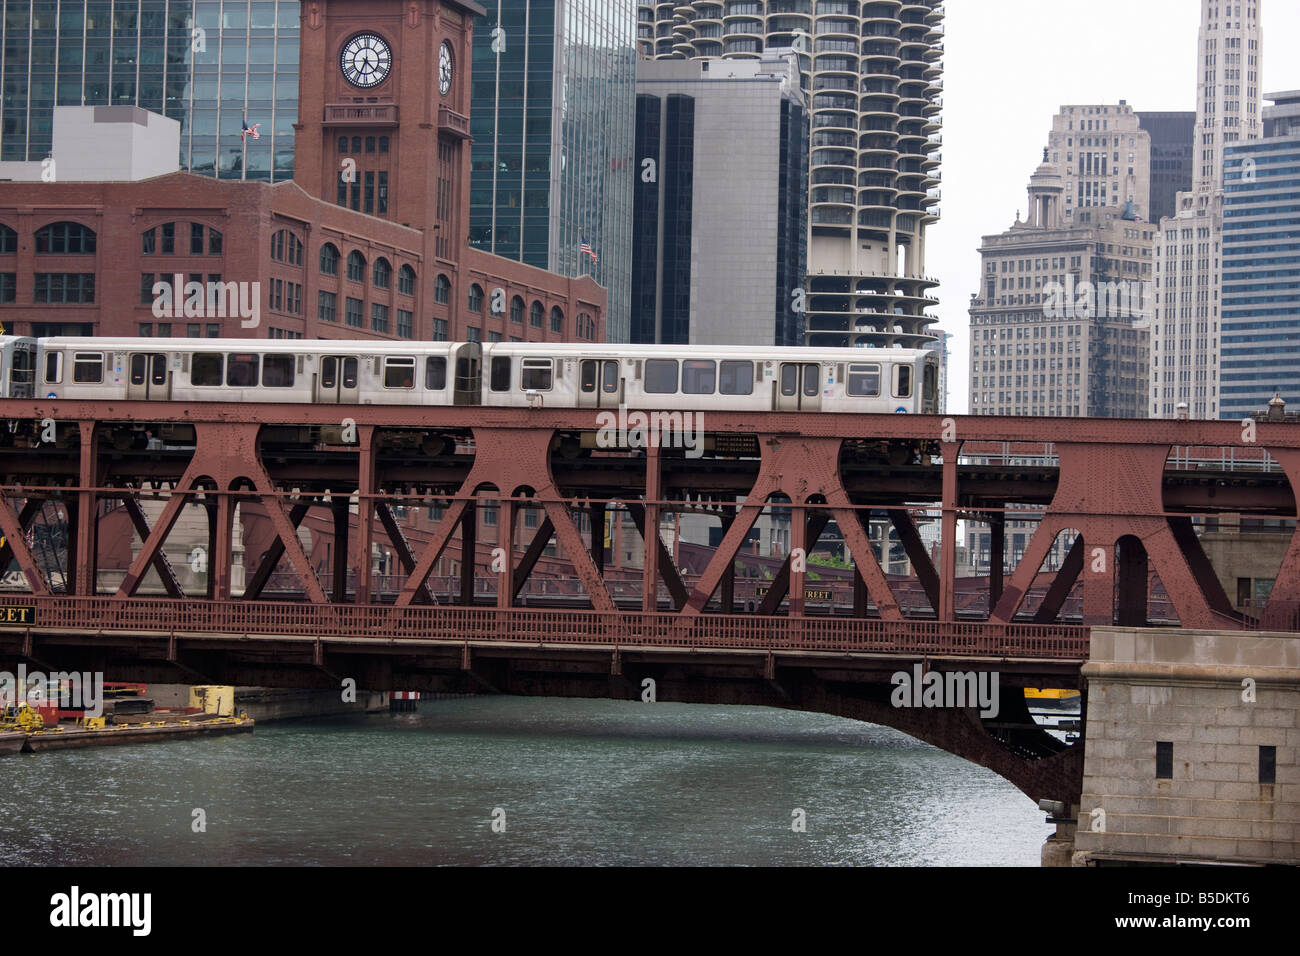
[1071,627,1300,866]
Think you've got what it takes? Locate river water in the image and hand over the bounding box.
[0,697,1053,866]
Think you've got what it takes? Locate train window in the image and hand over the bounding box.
[192,353,223,386]
[847,364,881,397]
[383,356,416,389]
[321,356,338,389]
[226,354,260,388]
[151,355,167,386]
[342,357,358,389]
[644,359,678,394]
[521,358,553,391]
[923,362,938,405]
[580,360,597,393]
[894,364,912,399]
[44,352,62,384]
[455,357,475,392]
[682,360,716,395]
[490,356,511,392]
[262,355,295,388]
[73,353,103,384]
[719,361,754,395]
[10,348,32,387]
[425,356,447,390]
[802,364,819,399]
[780,364,797,397]
[129,354,146,386]
[602,361,619,394]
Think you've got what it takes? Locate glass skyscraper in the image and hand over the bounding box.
[1220,92,1300,420]
[469,0,636,342]
[1,0,300,182]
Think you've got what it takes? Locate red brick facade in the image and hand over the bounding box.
[0,0,605,343]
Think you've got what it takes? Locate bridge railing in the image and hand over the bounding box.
[0,595,1090,659]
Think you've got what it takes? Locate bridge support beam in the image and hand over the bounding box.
[74,420,98,596]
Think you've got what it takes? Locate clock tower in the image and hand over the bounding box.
[295,0,481,244]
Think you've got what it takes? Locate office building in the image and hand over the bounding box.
[1150,0,1263,419]
[969,152,1153,419]
[0,0,606,342]
[0,0,301,182]
[1139,111,1196,224]
[630,54,806,346]
[1220,91,1300,419]
[638,0,944,348]
[469,0,637,342]
[1047,103,1152,223]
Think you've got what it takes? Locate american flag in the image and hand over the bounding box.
[241,118,261,141]
[580,236,597,265]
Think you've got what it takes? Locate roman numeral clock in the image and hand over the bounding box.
[340,32,391,88]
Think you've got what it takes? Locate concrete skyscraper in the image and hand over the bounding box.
[637,0,944,349]
[630,54,807,346]
[1150,0,1263,419]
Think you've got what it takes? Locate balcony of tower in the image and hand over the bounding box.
[769,13,812,34]
[809,204,855,232]
[813,110,859,136]
[694,38,725,55]
[860,45,902,71]
[813,86,857,111]
[723,18,763,41]
[924,2,945,24]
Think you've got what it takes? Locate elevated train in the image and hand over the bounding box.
[0,336,940,460]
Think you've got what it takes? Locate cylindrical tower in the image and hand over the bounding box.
[640,0,944,348]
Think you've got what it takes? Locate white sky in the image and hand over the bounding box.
[930,0,1300,413]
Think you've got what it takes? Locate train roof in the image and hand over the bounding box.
[26,337,937,360]
[481,343,938,359]
[39,337,473,353]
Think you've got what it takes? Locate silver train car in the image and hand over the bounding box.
[0,335,939,457]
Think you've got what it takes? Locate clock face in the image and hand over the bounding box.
[340,33,391,89]
[439,41,454,96]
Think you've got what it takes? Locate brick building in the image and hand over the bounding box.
[0,0,605,343]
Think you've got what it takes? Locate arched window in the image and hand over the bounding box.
[0,224,15,254]
[141,222,175,255]
[320,243,340,276]
[347,250,366,282]
[510,295,524,323]
[398,264,416,296]
[529,300,543,327]
[550,306,564,334]
[434,273,451,304]
[271,229,303,265]
[372,256,391,289]
[36,221,96,254]
[468,284,484,313]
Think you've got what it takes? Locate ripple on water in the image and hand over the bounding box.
[0,697,1051,866]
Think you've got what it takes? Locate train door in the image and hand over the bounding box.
[578,359,620,408]
[316,355,360,404]
[127,352,170,400]
[451,344,481,405]
[7,342,34,398]
[776,362,822,412]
